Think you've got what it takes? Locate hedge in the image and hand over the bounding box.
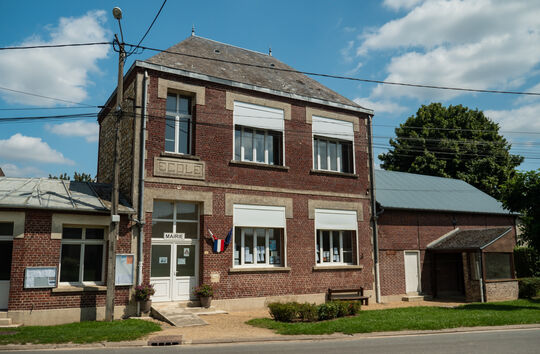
[514,247,540,278]
[518,277,540,298]
[268,301,361,322]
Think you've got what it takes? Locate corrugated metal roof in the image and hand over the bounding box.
[375,170,514,215]
[0,177,134,214]
[428,227,512,250]
[146,36,367,111]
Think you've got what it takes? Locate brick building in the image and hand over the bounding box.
[0,178,134,325]
[375,170,519,302]
[97,35,376,310]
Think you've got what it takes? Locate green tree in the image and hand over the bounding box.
[379,103,523,198]
[48,172,95,182]
[501,170,540,252]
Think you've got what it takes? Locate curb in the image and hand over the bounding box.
[1,324,539,350]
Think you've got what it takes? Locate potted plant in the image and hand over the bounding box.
[134,283,155,315]
[194,284,214,308]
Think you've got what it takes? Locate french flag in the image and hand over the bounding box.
[209,228,232,253]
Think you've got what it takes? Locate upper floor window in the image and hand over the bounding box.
[312,115,355,174]
[166,94,192,154]
[233,101,284,166]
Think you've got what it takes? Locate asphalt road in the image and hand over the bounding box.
[3,328,540,354]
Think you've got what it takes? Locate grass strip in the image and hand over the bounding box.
[0,319,161,344]
[247,299,540,335]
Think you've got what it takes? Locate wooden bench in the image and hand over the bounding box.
[328,288,369,306]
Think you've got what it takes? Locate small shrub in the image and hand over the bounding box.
[134,283,155,301]
[335,301,349,317]
[518,277,540,298]
[193,284,214,297]
[514,247,540,278]
[298,303,318,322]
[318,301,340,320]
[344,300,362,315]
[268,302,299,322]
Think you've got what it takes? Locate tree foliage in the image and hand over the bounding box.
[48,172,95,182]
[501,170,540,252]
[379,103,523,198]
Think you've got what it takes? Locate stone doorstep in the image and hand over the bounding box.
[0,312,7,318]
[151,303,228,328]
[402,295,426,302]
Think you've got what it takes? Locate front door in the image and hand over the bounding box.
[150,201,199,302]
[0,222,14,309]
[404,251,420,294]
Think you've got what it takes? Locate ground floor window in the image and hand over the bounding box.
[485,253,513,280]
[59,227,105,284]
[316,230,355,265]
[234,228,284,267]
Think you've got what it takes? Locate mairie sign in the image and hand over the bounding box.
[163,232,185,239]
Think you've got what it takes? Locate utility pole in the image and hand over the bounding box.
[105,7,125,322]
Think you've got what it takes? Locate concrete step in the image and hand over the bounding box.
[151,302,227,328]
[0,318,13,326]
[402,295,425,302]
[0,311,7,318]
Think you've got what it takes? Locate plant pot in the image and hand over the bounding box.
[140,299,152,314]
[200,296,212,308]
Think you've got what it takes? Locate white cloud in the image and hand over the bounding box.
[343,26,357,33]
[0,11,109,106]
[0,163,44,177]
[353,97,407,115]
[357,0,540,101]
[383,0,425,11]
[0,133,74,165]
[46,120,99,142]
[485,104,540,132]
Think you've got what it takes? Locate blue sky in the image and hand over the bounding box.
[1,0,539,178]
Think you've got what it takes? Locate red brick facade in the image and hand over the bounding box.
[98,66,375,302]
[377,209,516,297]
[7,210,132,312]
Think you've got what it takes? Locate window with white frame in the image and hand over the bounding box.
[313,137,353,173]
[234,126,282,165]
[234,228,283,266]
[314,208,358,266]
[316,230,354,264]
[165,93,192,154]
[312,115,354,173]
[233,204,286,267]
[152,201,199,239]
[233,101,284,166]
[59,227,105,284]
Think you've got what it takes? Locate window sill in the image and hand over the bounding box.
[310,169,358,178]
[229,160,289,171]
[312,265,363,271]
[484,278,517,283]
[229,266,291,273]
[160,152,201,161]
[52,285,107,293]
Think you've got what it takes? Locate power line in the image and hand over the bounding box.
[0,106,98,111]
[0,86,99,108]
[0,42,112,51]
[125,42,540,97]
[126,0,167,57]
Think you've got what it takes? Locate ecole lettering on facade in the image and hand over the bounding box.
[0,35,518,326]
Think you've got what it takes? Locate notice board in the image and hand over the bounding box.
[24,267,57,288]
[115,254,134,286]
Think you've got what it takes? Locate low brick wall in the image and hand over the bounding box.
[485,280,519,301]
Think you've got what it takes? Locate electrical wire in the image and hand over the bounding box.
[126,0,167,57]
[0,86,99,108]
[0,42,112,50]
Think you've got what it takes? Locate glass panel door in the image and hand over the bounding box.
[176,245,195,277]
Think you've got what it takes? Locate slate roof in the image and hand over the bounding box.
[427,227,512,250]
[375,170,514,215]
[145,35,367,111]
[0,177,134,214]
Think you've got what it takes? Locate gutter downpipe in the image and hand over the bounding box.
[137,71,149,299]
[367,114,381,303]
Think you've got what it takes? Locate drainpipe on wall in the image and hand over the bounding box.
[367,114,381,303]
[477,252,485,303]
[137,70,149,292]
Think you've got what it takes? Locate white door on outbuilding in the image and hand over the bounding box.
[404,251,420,294]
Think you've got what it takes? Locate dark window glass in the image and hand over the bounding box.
[63,227,82,239]
[151,245,171,277]
[166,94,177,112]
[178,118,190,154]
[176,202,198,221]
[341,141,353,173]
[86,228,104,240]
[0,241,12,281]
[342,231,353,263]
[176,222,198,239]
[271,131,282,165]
[151,221,173,238]
[243,129,253,161]
[319,140,328,169]
[60,244,81,282]
[485,253,513,280]
[83,245,103,281]
[153,201,174,219]
[0,222,13,236]
[178,97,191,115]
[234,228,241,265]
[176,245,195,276]
[235,126,242,160]
[165,115,175,152]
